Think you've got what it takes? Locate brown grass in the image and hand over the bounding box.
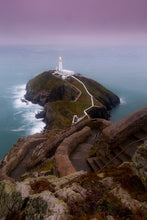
[103,165,146,202]
[65,173,134,220]
[30,179,55,194]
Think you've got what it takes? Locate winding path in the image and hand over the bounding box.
[72,76,94,106]
[71,75,95,124]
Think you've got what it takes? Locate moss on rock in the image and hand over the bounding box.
[132,140,147,190]
[24,197,47,220]
[0,181,23,218]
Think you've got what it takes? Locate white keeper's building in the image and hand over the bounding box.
[55,57,74,79]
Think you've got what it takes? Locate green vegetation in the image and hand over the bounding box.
[67,77,92,106]
[27,71,63,93]
[50,100,89,129]
[0,182,23,219]
[89,142,98,157]
[67,173,136,220]
[103,165,147,202]
[75,75,119,109]
[37,159,54,174]
[24,197,47,220]
[25,71,119,129]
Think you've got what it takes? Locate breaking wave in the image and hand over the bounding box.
[11,84,45,135]
[119,97,127,105]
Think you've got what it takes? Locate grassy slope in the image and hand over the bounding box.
[50,76,100,128]
[75,75,119,108]
[27,71,64,93]
[27,72,118,129]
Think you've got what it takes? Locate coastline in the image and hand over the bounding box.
[24,71,120,130]
[13,84,46,134]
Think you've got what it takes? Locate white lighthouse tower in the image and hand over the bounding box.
[54,56,74,79]
[59,57,63,72]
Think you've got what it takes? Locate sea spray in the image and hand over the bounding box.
[120,97,127,105]
[11,84,45,135]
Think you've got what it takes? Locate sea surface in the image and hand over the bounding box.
[0,44,147,160]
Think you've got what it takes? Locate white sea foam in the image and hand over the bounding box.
[11,126,26,132]
[11,84,45,135]
[120,97,127,105]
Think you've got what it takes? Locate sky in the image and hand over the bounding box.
[0,0,147,45]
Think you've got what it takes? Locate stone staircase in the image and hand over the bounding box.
[87,126,147,172]
[70,129,100,172]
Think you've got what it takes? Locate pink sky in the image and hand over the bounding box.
[0,0,147,44]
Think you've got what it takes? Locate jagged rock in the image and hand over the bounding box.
[132,141,147,189]
[86,106,109,119]
[0,133,47,181]
[111,185,145,211]
[0,172,86,220]
[55,183,87,204]
[99,107,147,147]
[35,110,46,119]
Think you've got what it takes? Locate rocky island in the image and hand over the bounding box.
[0,68,147,220]
[25,70,120,129]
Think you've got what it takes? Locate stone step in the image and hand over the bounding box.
[93,158,105,170]
[86,129,100,144]
[107,152,122,166]
[87,158,99,172]
[114,148,131,162]
[119,143,138,158]
[99,156,109,164]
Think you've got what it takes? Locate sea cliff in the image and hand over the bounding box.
[25,70,120,129]
[0,70,147,220]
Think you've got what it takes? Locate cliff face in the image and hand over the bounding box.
[25,71,120,129]
[25,70,79,106]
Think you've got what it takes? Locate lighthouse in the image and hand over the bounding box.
[59,57,63,72]
[54,57,74,79]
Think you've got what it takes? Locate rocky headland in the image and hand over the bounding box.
[0,70,147,220]
[25,70,120,129]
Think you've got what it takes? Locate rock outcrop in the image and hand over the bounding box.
[0,172,86,220]
[25,70,79,106]
[0,169,146,220]
[99,107,147,147]
[0,66,146,220]
[0,107,147,219]
[0,133,47,182]
[132,140,147,189]
[25,71,120,129]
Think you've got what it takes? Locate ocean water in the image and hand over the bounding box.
[0,44,147,160]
